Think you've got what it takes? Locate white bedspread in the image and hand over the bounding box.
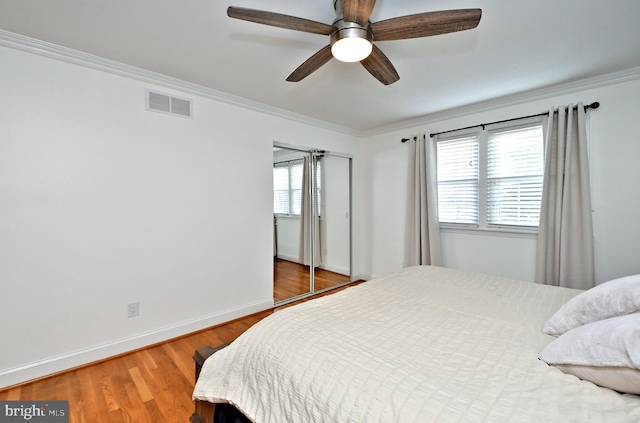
[193,266,640,422]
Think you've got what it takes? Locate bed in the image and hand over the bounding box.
[192,265,640,422]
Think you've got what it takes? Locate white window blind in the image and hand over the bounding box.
[437,135,480,225]
[273,164,289,214]
[290,162,303,215]
[273,159,321,216]
[487,125,544,227]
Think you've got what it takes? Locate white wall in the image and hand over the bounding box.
[274,216,301,262]
[0,45,363,388]
[362,76,640,284]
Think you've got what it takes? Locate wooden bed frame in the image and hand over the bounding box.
[192,343,253,423]
[191,344,228,423]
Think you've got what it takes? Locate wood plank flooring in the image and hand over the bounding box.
[0,311,271,423]
[0,277,362,423]
[274,259,351,303]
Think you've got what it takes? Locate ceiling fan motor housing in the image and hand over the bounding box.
[330,20,373,62]
[330,19,373,45]
[330,0,374,61]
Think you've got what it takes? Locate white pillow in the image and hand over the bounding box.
[552,365,640,395]
[540,313,640,394]
[542,274,640,336]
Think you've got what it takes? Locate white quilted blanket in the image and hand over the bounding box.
[193,266,640,422]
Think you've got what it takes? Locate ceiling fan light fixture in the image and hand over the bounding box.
[331,37,372,62]
[330,21,373,62]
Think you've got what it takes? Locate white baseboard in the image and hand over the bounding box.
[276,253,299,263]
[0,298,273,390]
[319,263,350,276]
[276,254,350,276]
[354,274,373,281]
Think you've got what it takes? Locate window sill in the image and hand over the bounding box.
[440,224,538,239]
[275,214,300,220]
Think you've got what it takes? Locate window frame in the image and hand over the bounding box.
[273,159,304,217]
[436,116,544,235]
[272,158,322,218]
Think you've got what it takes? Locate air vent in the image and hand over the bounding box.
[145,89,193,119]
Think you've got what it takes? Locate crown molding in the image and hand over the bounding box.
[0,29,360,137]
[3,29,640,139]
[362,66,640,137]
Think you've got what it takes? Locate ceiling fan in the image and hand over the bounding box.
[227,0,482,85]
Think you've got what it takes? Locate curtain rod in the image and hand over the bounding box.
[401,102,600,142]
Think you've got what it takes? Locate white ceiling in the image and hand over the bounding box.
[1,0,640,134]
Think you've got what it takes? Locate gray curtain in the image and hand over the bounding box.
[535,103,595,289]
[299,155,322,267]
[404,134,442,267]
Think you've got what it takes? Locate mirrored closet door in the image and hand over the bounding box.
[272,143,352,305]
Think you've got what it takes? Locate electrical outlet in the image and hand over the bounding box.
[128,302,139,318]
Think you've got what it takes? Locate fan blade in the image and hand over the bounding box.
[228,7,335,35]
[372,9,482,41]
[287,45,334,82]
[360,45,399,85]
[342,0,376,26]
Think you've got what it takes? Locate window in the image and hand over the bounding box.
[436,120,544,230]
[436,135,479,224]
[487,126,544,227]
[273,164,291,215]
[273,159,321,216]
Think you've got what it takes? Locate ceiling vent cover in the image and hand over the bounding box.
[145,89,193,118]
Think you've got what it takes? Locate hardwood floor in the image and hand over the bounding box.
[0,311,271,423]
[0,280,362,423]
[273,259,351,303]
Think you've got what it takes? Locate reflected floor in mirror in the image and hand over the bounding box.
[273,259,351,303]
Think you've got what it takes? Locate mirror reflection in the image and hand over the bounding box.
[273,145,352,304]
